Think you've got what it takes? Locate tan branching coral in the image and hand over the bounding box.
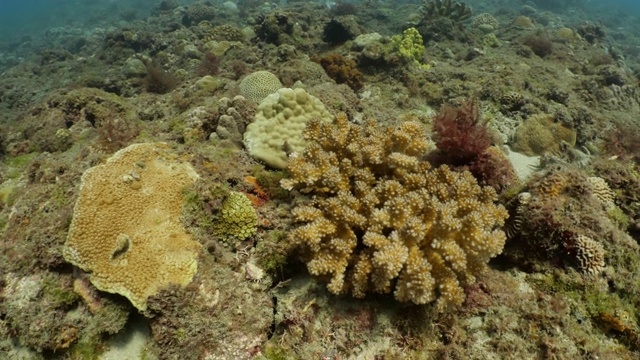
[282,114,508,309]
[574,234,606,275]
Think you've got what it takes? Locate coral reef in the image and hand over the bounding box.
[243,87,333,169]
[503,166,635,279]
[282,114,508,309]
[63,143,201,311]
[182,3,216,27]
[3,0,640,357]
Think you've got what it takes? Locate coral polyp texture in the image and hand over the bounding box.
[62,143,201,311]
[281,114,508,309]
[214,190,258,242]
[238,70,283,103]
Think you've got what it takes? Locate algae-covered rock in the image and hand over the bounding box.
[122,58,148,78]
[511,114,576,156]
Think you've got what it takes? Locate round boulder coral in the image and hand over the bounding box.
[238,70,283,103]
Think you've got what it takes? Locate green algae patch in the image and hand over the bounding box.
[4,152,38,179]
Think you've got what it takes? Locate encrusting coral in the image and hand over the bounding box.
[63,143,201,311]
[281,114,508,309]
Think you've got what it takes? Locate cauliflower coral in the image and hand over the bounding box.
[282,114,508,309]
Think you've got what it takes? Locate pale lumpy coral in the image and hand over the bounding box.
[282,114,508,309]
[63,143,201,311]
[243,87,333,169]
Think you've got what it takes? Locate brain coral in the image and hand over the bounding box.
[587,176,616,210]
[63,143,201,311]
[239,70,283,103]
[282,114,508,309]
[243,87,333,169]
[573,234,606,275]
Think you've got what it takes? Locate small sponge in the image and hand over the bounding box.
[239,70,283,103]
[243,88,333,169]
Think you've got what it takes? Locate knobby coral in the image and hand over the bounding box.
[281,114,508,309]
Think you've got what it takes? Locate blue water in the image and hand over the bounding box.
[1,0,639,48]
[0,0,165,41]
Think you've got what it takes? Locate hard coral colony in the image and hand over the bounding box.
[281,114,508,309]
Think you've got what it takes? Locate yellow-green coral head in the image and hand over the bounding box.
[214,191,258,242]
[390,27,429,69]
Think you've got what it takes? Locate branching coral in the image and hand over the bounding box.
[389,27,429,69]
[282,114,508,309]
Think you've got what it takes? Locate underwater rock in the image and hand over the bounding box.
[323,16,363,45]
[122,58,147,78]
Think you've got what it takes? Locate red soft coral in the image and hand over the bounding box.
[432,98,493,166]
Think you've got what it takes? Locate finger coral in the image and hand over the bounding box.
[282,114,508,309]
